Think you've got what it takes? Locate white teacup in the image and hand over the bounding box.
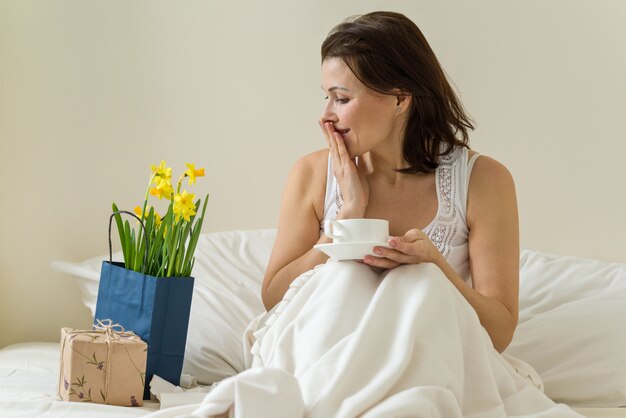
[323,219,389,244]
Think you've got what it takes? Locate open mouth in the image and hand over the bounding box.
[335,128,350,136]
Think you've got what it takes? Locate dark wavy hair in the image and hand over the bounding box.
[321,11,474,174]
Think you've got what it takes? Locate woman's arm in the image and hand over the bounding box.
[261,151,331,311]
[263,123,370,311]
[463,155,519,352]
[363,155,519,353]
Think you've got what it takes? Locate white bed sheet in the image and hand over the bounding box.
[51,230,626,410]
[1,342,625,417]
[0,342,158,418]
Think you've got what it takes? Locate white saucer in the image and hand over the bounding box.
[314,241,391,260]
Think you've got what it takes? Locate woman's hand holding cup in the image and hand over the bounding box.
[363,228,443,270]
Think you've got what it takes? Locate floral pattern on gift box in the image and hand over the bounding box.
[69,331,100,343]
[69,375,93,402]
[72,348,106,372]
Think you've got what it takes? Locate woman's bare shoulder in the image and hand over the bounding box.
[292,148,329,172]
[286,148,330,219]
[467,151,517,225]
[470,152,514,186]
[287,148,330,189]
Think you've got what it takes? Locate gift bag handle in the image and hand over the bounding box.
[108,210,149,272]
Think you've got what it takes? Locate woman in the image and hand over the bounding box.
[192,12,581,418]
[262,10,519,353]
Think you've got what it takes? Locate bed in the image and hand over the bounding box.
[1,229,625,417]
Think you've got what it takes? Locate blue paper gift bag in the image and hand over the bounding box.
[94,211,195,399]
[95,262,194,399]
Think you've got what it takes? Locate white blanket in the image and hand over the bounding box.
[145,261,584,418]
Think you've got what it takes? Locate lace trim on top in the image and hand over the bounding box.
[422,151,459,259]
[334,181,343,213]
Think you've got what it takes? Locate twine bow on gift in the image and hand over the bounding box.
[93,319,129,341]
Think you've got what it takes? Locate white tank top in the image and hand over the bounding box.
[321,147,480,287]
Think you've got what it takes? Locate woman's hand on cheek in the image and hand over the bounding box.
[363,228,440,269]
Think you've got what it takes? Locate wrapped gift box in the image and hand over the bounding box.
[58,323,147,406]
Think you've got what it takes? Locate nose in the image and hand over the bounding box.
[320,100,338,124]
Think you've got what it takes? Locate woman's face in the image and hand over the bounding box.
[321,58,401,158]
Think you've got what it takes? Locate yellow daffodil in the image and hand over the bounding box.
[173,190,197,222]
[150,182,174,200]
[150,160,173,189]
[133,205,162,227]
[133,206,146,218]
[183,163,205,185]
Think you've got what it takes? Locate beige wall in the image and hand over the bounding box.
[1,0,624,348]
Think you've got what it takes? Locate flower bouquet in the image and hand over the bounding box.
[112,161,208,278]
[94,161,208,399]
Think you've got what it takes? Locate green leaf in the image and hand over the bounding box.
[148,225,163,275]
[143,207,155,274]
[149,206,171,276]
[186,257,195,277]
[156,251,166,278]
[174,212,195,276]
[124,220,133,269]
[167,221,183,277]
[145,207,154,242]
[182,194,208,276]
[162,205,178,277]
[126,225,137,271]
[111,204,127,263]
[135,235,146,272]
[134,210,150,273]
[134,232,143,272]
[146,236,158,275]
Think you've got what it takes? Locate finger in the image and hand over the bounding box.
[387,238,433,264]
[363,255,400,270]
[324,121,337,142]
[403,228,426,243]
[324,122,338,146]
[373,246,416,264]
[320,120,334,143]
[334,133,352,168]
[323,122,343,171]
[387,229,425,249]
[318,120,331,147]
[388,239,414,256]
[328,135,343,172]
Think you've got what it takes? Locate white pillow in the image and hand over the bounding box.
[506,249,626,407]
[52,229,276,385]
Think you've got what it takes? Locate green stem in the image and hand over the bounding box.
[137,174,154,273]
